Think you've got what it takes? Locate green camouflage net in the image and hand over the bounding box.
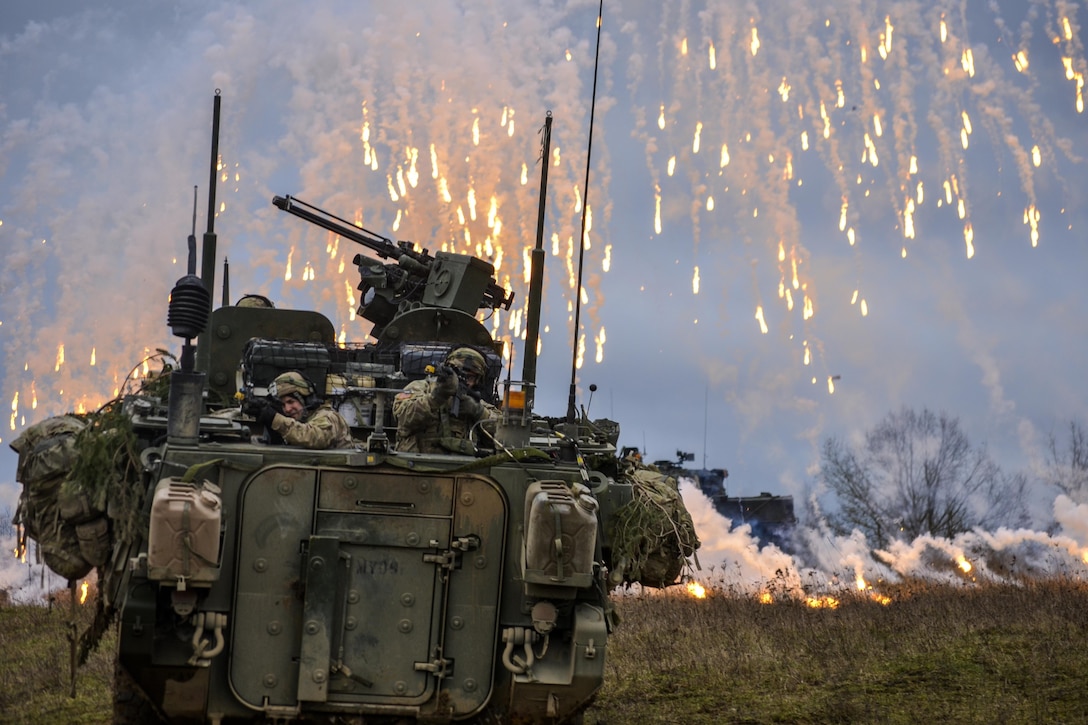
[64,399,145,544]
[74,356,181,663]
[608,465,701,589]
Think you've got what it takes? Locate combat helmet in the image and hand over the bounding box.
[270,371,315,402]
[446,347,487,378]
[236,294,275,309]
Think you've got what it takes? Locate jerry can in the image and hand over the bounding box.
[523,480,598,589]
[147,477,223,586]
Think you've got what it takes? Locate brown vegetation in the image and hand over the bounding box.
[3,580,1088,724]
[0,589,114,724]
[589,579,1088,724]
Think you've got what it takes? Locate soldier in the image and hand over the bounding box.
[393,347,499,454]
[249,370,355,449]
[235,293,275,308]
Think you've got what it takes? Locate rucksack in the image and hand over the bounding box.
[10,415,108,580]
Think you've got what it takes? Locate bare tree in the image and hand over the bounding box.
[1046,421,1088,502]
[819,407,1028,548]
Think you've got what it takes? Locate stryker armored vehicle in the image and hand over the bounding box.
[10,94,698,724]
[648,450,797,551]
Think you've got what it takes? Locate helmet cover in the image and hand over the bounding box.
[446,347,487,377]
[271,371,314,400]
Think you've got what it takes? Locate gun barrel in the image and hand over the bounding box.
[273,195,401,260]
[274,193,513,312]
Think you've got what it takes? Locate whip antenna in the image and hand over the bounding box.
[566,0,604,425]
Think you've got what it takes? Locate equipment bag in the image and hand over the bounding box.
[10,415,98,580]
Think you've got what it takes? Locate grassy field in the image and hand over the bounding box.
[2,580,1087,724]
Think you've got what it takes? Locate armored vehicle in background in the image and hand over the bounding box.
[10,94,698,724]
[650,450,797,551]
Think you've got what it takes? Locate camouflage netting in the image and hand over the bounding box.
[608,464,701,588]
[11,400,146,581]
[66,399,147,545]
[10,354,172,662]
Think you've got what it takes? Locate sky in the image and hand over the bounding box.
[2,0,1087,598]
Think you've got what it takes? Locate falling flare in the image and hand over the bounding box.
[1024,204,1041,247]
[654,187,662,234]
[754,306,769,334]
[1014,50,1030,73]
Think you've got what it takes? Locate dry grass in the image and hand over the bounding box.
[588,579,1088,724]
[0,589,114,724]
[3,580,1088,724]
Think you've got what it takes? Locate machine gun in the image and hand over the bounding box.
[273,195,513,344]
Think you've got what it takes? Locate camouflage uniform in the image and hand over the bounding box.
[393,378,498,453]
[258,371,355,450]
[269,403,355,449]
[393,347,498,454]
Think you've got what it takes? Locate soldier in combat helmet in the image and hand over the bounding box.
[393,347,499,454]
[248,370,355,449]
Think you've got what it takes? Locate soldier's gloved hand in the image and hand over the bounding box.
[256,404,278,427]
[431,365,458,402]
[456,391,484,419]
[241,399,265,418]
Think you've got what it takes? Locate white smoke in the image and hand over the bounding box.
[681,480,1088,600]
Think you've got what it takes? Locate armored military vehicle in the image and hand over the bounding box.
[649,450,796,552]
[10,94,698,724]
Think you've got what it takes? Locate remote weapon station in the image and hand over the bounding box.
[11,94,698,724]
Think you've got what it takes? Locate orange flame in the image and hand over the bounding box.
[79,580,89,605]
[686,580,707,599]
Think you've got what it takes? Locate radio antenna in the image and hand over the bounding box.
[566,0,604,425]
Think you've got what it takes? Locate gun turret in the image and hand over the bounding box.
[273,195,513,344]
